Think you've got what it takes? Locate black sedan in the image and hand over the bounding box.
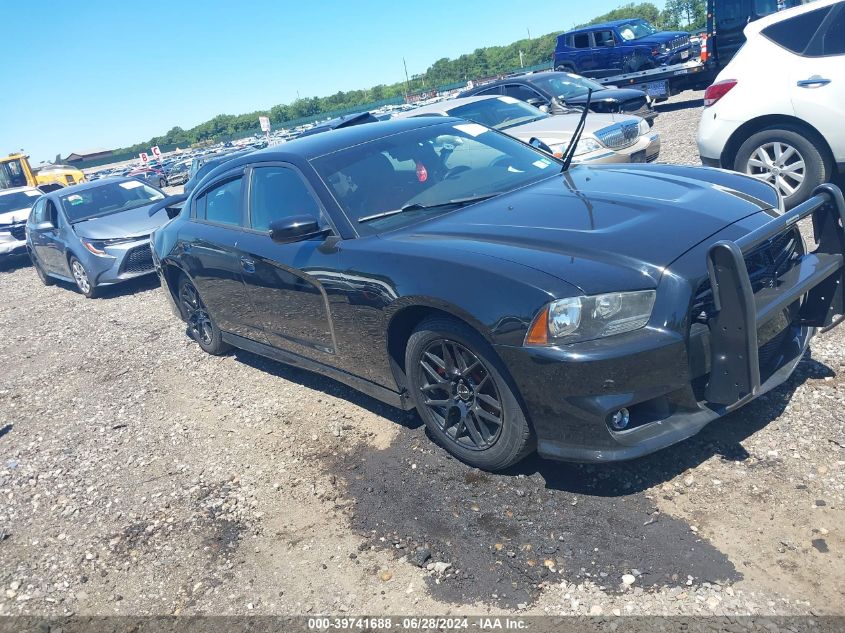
[150,117,845,470]
[459,71,657,125]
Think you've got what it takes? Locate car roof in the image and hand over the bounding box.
[395,95,510,117]
[44,177,139,198]
[0,186,40,197]
[745,0,840,37]
[565,18,641,35]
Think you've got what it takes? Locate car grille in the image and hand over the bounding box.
[691,227,803,324]
[121,243,154,274]
[668,35,689,50]
[8,223,26,241]
[595,121,640,150]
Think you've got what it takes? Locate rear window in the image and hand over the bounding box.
[762,5,830,54]
[571,33,590,48]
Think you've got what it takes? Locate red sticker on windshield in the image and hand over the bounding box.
[415,161,428,182]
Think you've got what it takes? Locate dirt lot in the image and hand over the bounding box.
[1,91,844,618]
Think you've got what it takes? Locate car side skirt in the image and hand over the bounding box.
[221,332,414,411]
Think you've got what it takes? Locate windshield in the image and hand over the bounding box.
[0,159,29,189]
[60,180,164,222]
[617,19,659,40]
[311,121,560,235]
[447,97,548,130]
[0,190,39,215]
[533,73,605,100]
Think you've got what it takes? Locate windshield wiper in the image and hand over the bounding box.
[560,88,593,172]
[358,194,499,223]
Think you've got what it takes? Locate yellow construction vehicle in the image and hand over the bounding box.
[0,153,86,192]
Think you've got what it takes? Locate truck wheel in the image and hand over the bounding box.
[405,317,534,471]
[555,64,576,73]
[734,126,832,210]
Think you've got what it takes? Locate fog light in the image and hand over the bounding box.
[608,408,630,431]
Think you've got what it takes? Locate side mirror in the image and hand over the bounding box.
[269,215,327,244]
[148,194,188,218]
[34,221,55,231]
[528,137,553,154]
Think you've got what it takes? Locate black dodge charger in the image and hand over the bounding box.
[150,117,845,471]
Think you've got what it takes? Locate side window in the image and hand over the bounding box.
[45,200,59,226]
[249,166,321,232]
[31,198,46,224]
[821,7,845,56]
[595,30,615,46]
[476,86,502,96]
[503,84,546,105]
[762,6,830,54]
[199,177,243,226]
[573,33,590,48]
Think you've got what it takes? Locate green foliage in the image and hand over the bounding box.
[111,1,703,155]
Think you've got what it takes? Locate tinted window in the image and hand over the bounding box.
[763,6,830,54]
[502,84,546,105]
[202,177,243,226]
[572,33,590,48]
[594,30,615,46]
[30,198,46,224]
[476,86,501,96]
[249,167,320,231]
[448,97,547,129]
[45,200,59,226]
[821,6,845,55]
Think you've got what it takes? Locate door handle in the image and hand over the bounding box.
[240,256,255,274]
[797,77,831,88]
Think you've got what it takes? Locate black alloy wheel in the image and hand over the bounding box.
[418,339,503,450]
[406,317,533,471]
[178,274,230,355]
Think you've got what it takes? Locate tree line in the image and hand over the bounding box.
[112,1,705,156]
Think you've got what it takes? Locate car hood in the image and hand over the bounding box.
[506,112,638,146]
[71,203,169,239]
[385,164,779,294]
[0,208,32,225]
[565,88,646,105]
[632,31,690,46]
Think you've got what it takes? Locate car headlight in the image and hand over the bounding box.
[548,138,603,158]
[525,290,656,346]
[637,119,649,136]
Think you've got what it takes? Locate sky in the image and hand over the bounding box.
[1,0,665,163]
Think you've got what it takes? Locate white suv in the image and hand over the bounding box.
[697,0,844,209]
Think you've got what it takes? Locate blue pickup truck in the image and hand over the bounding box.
[554,19,692,76]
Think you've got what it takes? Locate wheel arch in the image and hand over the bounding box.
[721,114,835,173]
[159,259,192,319]
[385,301,496,396]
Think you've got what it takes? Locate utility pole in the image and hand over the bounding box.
[527,27,531,40]
[403,58,411,98]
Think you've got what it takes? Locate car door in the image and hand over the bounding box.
[177,171,262,340]
[788,3,845,163]
[592,29,621,71]
[237,163,339,359]
[571,32,596,73]
[28,198,65,273]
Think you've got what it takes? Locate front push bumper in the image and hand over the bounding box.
[498,184,845,462]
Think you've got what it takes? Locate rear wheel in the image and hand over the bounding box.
[69,256,97,298]
[734,126,831,209]
[177,273,230,355]
[405,317,533,471]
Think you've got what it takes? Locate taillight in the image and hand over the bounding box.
[703,79,737,107]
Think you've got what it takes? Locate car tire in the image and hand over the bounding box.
[69,255,98,298]
[734,126,832,210]
[555,64,575,73]
[29,250,54,286]
[177,273,231,355]
[405,317,534,471]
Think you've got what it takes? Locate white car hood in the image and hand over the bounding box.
[0,208,30,225]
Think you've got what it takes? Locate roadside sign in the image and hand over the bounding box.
[259,116,271,133]
[151,146,161,158]
[139,152,149,163]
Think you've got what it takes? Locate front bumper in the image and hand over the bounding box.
[497,184,845,462]
[84,238,156,286]
[0,238,27,256]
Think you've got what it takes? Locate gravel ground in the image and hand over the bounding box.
[1,90,844,618]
